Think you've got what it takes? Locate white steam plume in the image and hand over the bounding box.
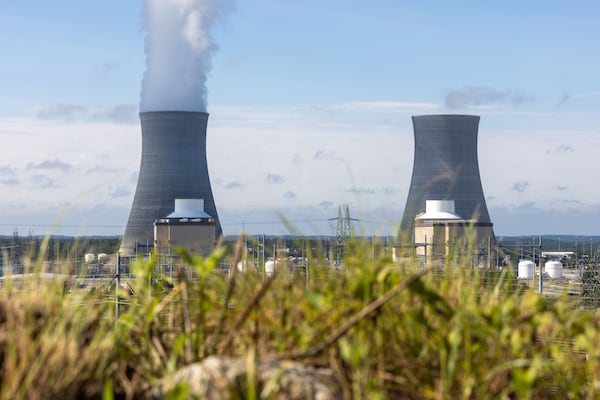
[140,0,230,112]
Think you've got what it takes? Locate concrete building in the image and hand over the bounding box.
[414,200,494,264]
[154,199,217,256]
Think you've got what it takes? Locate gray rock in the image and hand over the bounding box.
[152,356,343,400]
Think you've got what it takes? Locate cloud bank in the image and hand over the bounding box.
[445,86,533,110]
[37,104,137,124]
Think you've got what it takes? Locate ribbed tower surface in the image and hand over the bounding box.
[400,114,493,234]
[120,111,221,255]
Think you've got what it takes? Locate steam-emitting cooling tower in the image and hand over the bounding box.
[400,114,494,237]
[120,111,221,255]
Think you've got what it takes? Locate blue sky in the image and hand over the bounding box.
[1,0,599,237]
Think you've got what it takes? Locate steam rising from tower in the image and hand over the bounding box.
[140,0,230,112]
[400,114,494,236]
[120,0,228,254]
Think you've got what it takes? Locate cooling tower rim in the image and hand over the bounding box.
[412,114,480,119]
[139,110,209,116]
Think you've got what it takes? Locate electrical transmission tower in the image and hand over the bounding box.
[328,205,358,266]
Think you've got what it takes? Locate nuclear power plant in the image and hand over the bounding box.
[119,111,221,255]
[400,114,495,257]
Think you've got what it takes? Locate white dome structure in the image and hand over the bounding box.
[417,200,462,221]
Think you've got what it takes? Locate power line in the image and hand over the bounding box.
[0,223,124,228]
[221,218,329,226]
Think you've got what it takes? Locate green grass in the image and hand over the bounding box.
[1,236,600,399]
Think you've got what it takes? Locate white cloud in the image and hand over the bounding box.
[312,149,342,161]
[347,187,376,195]
[37,104,89,121]
[37,103,138,124]
[445,86,534,110]
[91,104,138,124]
[207,104,413,214]
[0,117,139,220]
[1,178,19,186]
[110,186,132,198]
[266,173,284,184]
[327,101,439,113]
[559,90,600,106]
[0,165,15,176]
[1,101,600,236]
[479,127,600,213]
[224,181,243,190]
[545,144,573,155]
[27,159,72,172]
[512,181,529,193]
[31,174,61,189]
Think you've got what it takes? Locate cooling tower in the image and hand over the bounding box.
[400,114,493,235]
[120,111,221,255]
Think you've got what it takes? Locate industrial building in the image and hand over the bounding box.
[120,111,221,255]
[414,200,495,264]
[154,199,217,256]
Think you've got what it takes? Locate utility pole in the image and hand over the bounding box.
[536,236,543,294]
[116,253,121,320]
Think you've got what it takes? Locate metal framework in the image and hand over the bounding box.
[328,205,357,265]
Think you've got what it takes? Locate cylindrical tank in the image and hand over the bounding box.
[265,260,275,277]
[236,261,246,273]
[236,260,255,273]
[518,260,535,279]
[120,111,222,255]
[545,260,563,279]
[84,253,95,263]
[401,115,494,235]
[98,253,108,263]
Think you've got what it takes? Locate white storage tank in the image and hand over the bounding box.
[236,260,255,273]
[236,261,246,273]
[97,253,108,263]
[545,260,563,279]
[517,260,535,279]
[265,260,275,277]
[84,253,95,263]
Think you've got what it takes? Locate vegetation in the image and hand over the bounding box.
[582,267,600,309]
[1,236,600,399]
[0,235,121,266]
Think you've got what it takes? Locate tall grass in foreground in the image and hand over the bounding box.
[2,237,600,399]
[0,275,115,399]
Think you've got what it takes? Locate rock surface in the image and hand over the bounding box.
[152,356,343,400]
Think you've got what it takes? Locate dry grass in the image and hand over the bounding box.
[1,237,600,399]
[0,277,114,399]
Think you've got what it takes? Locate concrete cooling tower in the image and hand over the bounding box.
[400,114,494,237]
[120,111,221,255]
